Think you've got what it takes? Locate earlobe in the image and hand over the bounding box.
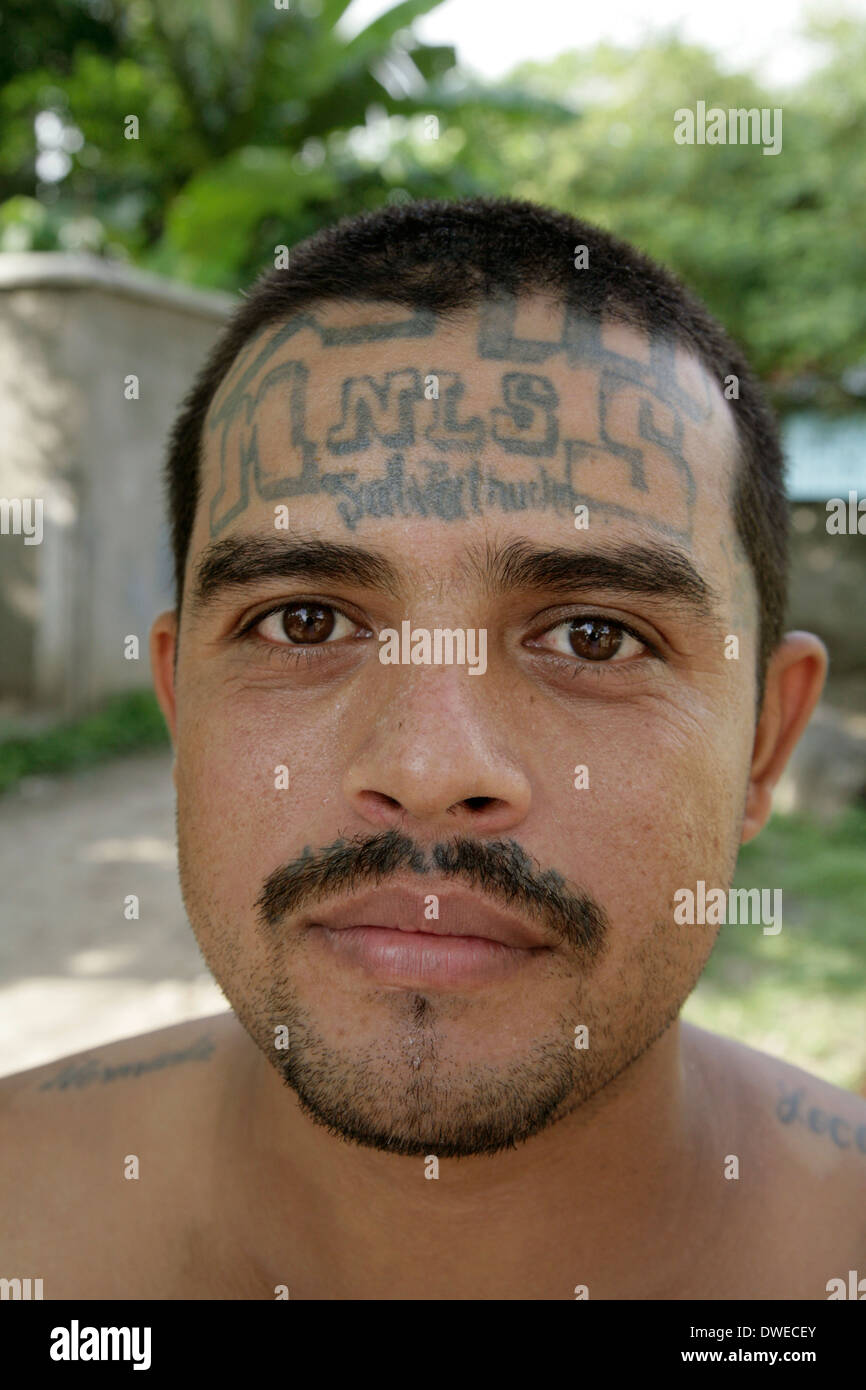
[741,631,828,843]
[150,610,179,751]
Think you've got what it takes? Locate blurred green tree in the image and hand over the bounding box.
[0,0,571,285]
[424,22,866,389]
[1,5,864,396]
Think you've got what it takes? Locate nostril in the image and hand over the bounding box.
[462,797,496,812]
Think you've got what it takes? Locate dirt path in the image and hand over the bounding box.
[0,751,225,1078]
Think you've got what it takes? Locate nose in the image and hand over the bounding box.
[342,666,533,838]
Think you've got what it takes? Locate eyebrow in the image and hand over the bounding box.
[187,533,721,625]
[475,537,719,619]
[189,536,405,613]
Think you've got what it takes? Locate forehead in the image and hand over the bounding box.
[193,293,737,581]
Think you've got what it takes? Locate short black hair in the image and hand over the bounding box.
[165,195,788,693]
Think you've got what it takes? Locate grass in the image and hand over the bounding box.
[0,690,169,795]
[683,807,866,1091]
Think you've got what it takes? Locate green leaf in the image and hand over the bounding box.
[162,146,337,285]
[341,0,450,66]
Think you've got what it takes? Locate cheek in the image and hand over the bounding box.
[542,702,746,951]
[174,689,343,923]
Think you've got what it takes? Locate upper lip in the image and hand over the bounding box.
[304,884,552,950]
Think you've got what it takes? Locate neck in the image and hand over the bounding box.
[227,1018,719,1299]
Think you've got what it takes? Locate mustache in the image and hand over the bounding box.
[255,829,608,956]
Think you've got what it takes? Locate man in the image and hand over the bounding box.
[2,197,863,1300]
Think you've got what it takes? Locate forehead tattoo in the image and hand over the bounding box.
[204,292,720,546]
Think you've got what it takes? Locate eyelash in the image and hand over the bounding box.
[236,601,661,674]
[529,618,660,677]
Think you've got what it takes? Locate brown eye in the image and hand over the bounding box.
[280,603,335,644]
[567,619,624,661]
[253,602,361,647]
[532,616,647,666]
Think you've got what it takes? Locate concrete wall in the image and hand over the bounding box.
[0,254,235,716]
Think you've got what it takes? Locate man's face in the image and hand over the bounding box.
[167,293,754,1157]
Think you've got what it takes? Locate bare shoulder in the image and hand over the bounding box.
[685,1022,866,1295]
[0,1010,235,1124]
[0,1012,240,1298]
[690,1022,866,1161]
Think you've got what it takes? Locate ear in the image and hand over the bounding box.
[741,631,828,843]
[150,610,179,785]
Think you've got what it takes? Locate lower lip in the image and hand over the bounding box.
[314,925,544,987]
